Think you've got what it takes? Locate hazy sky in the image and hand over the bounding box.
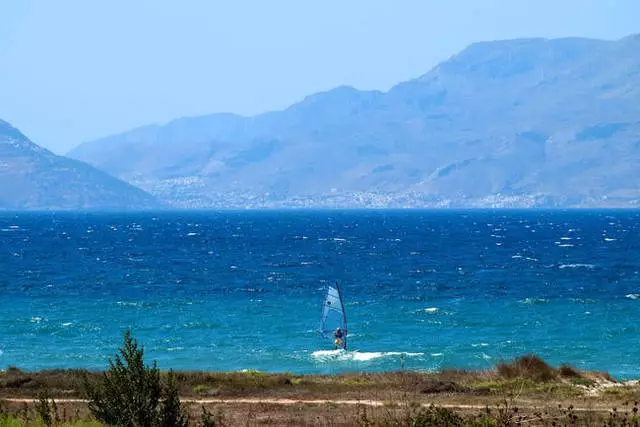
[1,0,638,153]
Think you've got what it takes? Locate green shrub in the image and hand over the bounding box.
[84,330,161,427]
[34,390,54,427]
[159,370,188,427]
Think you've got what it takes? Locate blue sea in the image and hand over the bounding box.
[1,210,640,378]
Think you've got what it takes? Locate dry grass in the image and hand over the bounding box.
[2,356,639,426]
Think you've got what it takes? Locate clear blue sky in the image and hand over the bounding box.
[0,0,638,153]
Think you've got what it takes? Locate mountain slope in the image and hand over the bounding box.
[0,120,159,210]
[69,34,640,208]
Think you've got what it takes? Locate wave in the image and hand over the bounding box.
[511,255,539,261]
[311,350,424,362]
[558,263,595,269]
[520,298,549,305]
[626,294,640,300]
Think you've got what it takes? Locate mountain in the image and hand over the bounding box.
[69,34,640,208]
[0,120,159,210]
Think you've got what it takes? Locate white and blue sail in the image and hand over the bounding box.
[319,283,348,350]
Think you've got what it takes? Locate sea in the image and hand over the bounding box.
[1,210,640,378]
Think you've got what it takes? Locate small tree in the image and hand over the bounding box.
[159,370,188,427]
[85,330,161,427]
[34,390,54,427]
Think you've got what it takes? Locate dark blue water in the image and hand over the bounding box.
[1,210,640,378]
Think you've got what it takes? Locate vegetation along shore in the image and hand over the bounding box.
[2,332,640,426]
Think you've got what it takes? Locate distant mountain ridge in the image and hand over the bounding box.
[69,34,640,208]
[0,120,158,210]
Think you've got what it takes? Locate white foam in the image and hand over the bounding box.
[430,353,443,357]
[520,298,549,305]
[423,307,439,313]
[62,322,73,327]
[604,237,617,242]
[626,294,640,300]
[559,264,595,269]
[186,232,198,236]
[116,301,140,307]
[311,350,424,362]
[557,244,574,247]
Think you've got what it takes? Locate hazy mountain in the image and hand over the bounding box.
[69,34,640,208]
[0,120,158,210]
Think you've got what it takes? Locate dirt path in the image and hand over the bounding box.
[0,397,616,413]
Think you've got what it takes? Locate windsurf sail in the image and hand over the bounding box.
[319,282,348,350]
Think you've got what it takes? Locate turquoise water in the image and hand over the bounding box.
[1,210,640,378]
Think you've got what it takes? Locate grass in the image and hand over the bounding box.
[2,355,638,425]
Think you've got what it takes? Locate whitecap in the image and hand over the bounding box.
[167,347,184,352]
[62,322,73,327]
[520,298,549,305]
[604,237,617,242]
[30,317,43,323]
[332,238,346,242]
[423,307,439,313]
[626,294,640,300]
[557,244,574,247]
[559,264,595,269]
[186,232,198,236]
[560,237,572,240]
[430,353,443,357]
[471,343,490,347]
[311,350,424,362]
[116,301,140,307]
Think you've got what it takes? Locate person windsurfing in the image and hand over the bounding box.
[333,327,344,349]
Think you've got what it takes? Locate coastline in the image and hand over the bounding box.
[3,356,640,425]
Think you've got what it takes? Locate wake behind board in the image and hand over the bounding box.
[318,282,348,350]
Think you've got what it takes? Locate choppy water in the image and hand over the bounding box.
[1,210,640,378]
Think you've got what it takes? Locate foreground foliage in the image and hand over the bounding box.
[84,330,187,427]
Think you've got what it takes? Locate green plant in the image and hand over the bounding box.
[84,330,161,427]
[35,390,55,427]
[159,370,188,427]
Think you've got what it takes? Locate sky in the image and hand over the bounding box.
[0,0,638,153]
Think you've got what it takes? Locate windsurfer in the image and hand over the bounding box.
[333,327,344,349]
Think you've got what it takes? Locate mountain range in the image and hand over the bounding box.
[28,34,640,208]
[0,119,158,210]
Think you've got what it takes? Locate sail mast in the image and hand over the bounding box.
[335,281,348,350]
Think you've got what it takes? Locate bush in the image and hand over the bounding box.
[496,355,556,382]
[84,330,161,427]
[558,364,581,378]
[34,390,55,427]
[159,370,188,427]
